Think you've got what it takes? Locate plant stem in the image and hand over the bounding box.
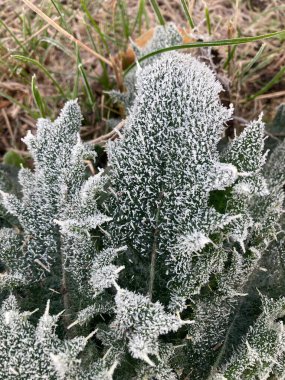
[60,238,71,331]
[149,191,164,301]
[149,226,159,301]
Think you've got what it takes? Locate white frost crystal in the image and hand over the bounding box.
[177,231,214,254]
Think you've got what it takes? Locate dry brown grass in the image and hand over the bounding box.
[0,0,285,158]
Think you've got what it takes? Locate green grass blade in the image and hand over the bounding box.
[149,0,165,26]
[20,14,32,38]
[247,65,285,101]
[40,37,73,57]
[31,74,46,117]
[72,43,80,99]
[124,29,285,75]
[144,3,150,29]
[50,0,70,31]
[132,0,146,34]
[12,54,65,96]
[0,91,32,114]
[0,19,28,54]
[223,45,237,69]
[85,24,110,89]
[205,5,211,35]
[80,0,110,52]
[119,0,130,41]
[78,63,95,107]
[180,0,195,29]
[241,43,266,77]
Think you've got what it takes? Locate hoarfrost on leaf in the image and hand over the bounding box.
[0,100,110,293]
[112,286,183,366]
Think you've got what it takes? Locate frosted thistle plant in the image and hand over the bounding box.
[106,51,265,306]
[1,33,285,379]
[0,101,119,378]
[104,51,284,378]
[0,100,110,313]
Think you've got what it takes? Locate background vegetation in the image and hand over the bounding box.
[0,0,285,160]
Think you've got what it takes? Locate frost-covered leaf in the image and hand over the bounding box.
[0,100,109,289]
[90,247,126,296]
[107,51,247,310]
[223,115,266,173]
[112,286,183,366]
[0,295,61,379]
[110,22,183,111]
[0,228,25,288]
[0,295,115,380]
[214,296,285,380]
